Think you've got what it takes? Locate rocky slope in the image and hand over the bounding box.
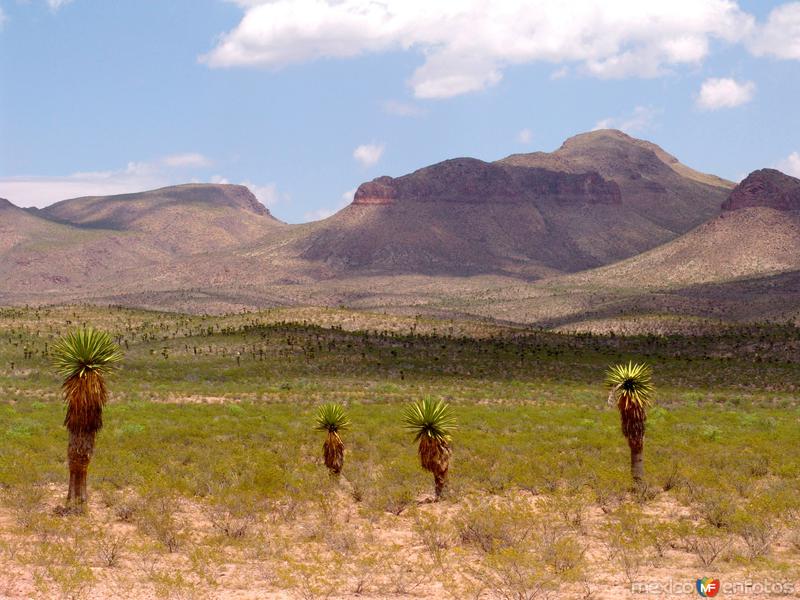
[562,169,800,289]
[500,129,734,232]
[295,130,732,276]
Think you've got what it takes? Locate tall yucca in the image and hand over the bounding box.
[606,362,654,484]
[403,398,455,500]
[52,328,122,508]
[314,403,350,475]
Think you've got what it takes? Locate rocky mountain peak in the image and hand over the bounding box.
[722,169,800,212]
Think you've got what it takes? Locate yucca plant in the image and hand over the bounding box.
[314,403,350,475]
[606,361,654,485]
[403,398,456,501]
[52,328,122,509]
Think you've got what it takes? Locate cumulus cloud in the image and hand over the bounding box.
[242,181,287,207]
[162,153,212,168]
[749,2,800,60]
[47,0,73,11]
[594,106,660,134]
[696,77,755,110]
[517,128,533,144]
[202,0,755,99]
[303,188,355,222]
[353,143,385,167]
[209,176,286,207]
[777,151,800,178]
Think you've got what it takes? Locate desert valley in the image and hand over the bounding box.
[2,1,800,598]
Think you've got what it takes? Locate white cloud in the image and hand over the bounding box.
[748,2,800,60]
[241,181,286,207]
[202,0,754,99]
[0,6,6,29]
[593,105,660,134]
[47,0,73,11]
[777,152,800,178]
[517,128,533,144]
[696,77,755,110]
[353,143,385,167]
[382,100,427,117]
[162,153,212,168]
[303,188,355,221]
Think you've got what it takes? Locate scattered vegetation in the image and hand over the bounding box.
[0,305,798,598]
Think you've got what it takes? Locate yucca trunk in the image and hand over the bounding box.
[63,372,107,508]
[67,430,96,505]
[628,437,644,483]
[323,430,344,475]
[618,395,646,484]
[418,435,451,500]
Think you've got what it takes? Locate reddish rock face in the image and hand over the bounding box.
[722,169,800,212]
[352,158,621,206]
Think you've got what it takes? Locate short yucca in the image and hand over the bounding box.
[403,398,455,500]
[52,328,122,508]
[315,403,349,475]
[605,362,654,484]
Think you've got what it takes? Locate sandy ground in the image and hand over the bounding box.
[0,480,798,600]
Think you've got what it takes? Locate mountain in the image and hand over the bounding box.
[0,133,762,323]
[36,184,283,254]
[563,169,800,289]
[293,130,733,277]
[499,129,734,232]
[0,197,168,297]
[0,185,286,303]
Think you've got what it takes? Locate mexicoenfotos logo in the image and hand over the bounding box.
[696,577,721,597]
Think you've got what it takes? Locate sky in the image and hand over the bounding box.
[0,0,799,223]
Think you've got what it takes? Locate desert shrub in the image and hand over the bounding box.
[413,510,454,565]
[133,494,186,552]
[659,461,686,492]
[203,492,263,541]
[95,532,128,568]
[730,500,783,560]
[675,520,732,567]
[2,484,47,529]
[540,488,592,531]
[586,468,628,514]
[355,459,418,515]
[541,533,586,576]
[603,503,654,584]
[456,497,537,553]
[696,488,737,529]
[469,545,567,600]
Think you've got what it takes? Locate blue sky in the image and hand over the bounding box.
[1,0,799,223]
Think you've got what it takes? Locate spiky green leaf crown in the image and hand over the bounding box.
[314,403,350,433]
[403,397,456,443]
[52,328,123,379]
[605,361,654,408]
